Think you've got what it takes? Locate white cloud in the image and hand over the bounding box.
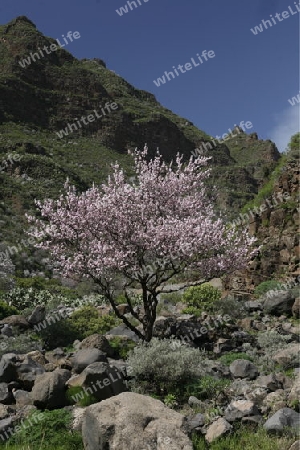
[269,106,299,152]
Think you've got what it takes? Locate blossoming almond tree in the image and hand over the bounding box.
[27,146,255,341]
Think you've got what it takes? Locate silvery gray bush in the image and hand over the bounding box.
[127,338,210,384]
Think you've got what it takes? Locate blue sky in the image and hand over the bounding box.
[1,0,299,151]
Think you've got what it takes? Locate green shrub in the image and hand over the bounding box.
[16,276,61,291]
[0,300,19,319]
[254,280,283,298]
[109,336,136,359]
[163,393,177,408]
[182,284,221,314]
[181,305,202,317]
[7,408,83,449]
[208,295,246,318]
[185,375,230,400]
[219,352,253,366]
[69,306,121,339]
[127,338,210,398]
[36,307,120,350]
[36,318,79,350]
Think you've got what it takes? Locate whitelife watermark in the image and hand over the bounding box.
[288,91,300,106]
[170,314,231,350]
[55,101,119,138]
[153,50,216,87]
[0,153,22,174]
[71,367,127,403]
[229,191,293,228]
[250,2,300,35]
[116,0,150,17]
[265,275,300,300]
[192,121,253,157]
[0,411,45,442]
[33,296,106,332]
[0,236,36,264]
[18,31,81,68]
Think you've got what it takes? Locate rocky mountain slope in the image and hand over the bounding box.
[0,15,296,284]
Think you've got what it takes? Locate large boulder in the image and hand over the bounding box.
[31,368,71,409]
[225,400,259,422]
[272,344,300,368]
[261,390,288,414]
[67,362,126,402]
[0,315,30,329]
[82,392,193,450]
[229,359,259,380]
[264,408,300,434]
[71,349,108,374]
[256,374,281,392]
[263,291,295,316]
[16,356,45,389]
[79,334,115,357]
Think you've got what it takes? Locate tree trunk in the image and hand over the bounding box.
[142,286,157,342]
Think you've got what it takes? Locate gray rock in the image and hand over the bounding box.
[263,291,295,316]
[272,344,299,368]
[264,408,300,434]
[292,298,300,317]
[72,406,86,432]
[205,418,232,443]
[229,359,259,380]
[12,389,33,408]
[188,396,202,407]
[71,348,108,374]
[225,400,259,422]
[289,441,300,450]
[0,416,14,440]
[0,353,18,383]
[106,324,140,342]
[0,315,30,329]
[186,413,205,432]
[27,305,46,325]
[256,374,281,392]
[245,387,268,407]
[16,356,45,389]
[241,415,263,425]
[244,301,263,312]
[79,334,115,357]
[0,383,13,405]
[31,368,71,409]
[82,392,193,450]
[68,362,126,402]
[262,390,288,415]
[0,405,12,420]
[1,325,12,337]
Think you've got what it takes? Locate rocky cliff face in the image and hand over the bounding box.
[226,155,299,292]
